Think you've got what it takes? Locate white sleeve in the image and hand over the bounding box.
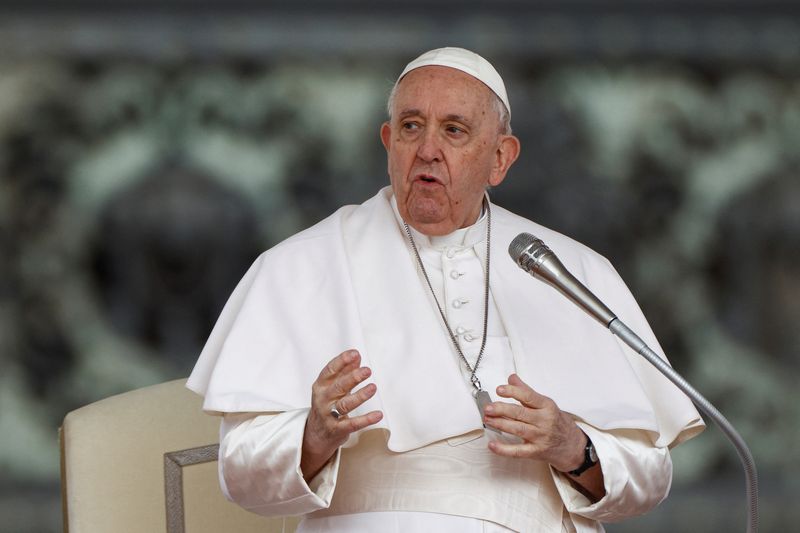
[218,408,342,517]
[551,422,673,524]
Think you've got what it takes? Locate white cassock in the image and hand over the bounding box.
[187,187,704,532]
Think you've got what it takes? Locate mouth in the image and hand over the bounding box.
[414,173,442,185]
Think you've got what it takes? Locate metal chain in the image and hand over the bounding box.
[403,200,491,393]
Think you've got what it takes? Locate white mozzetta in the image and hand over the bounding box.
[188,187,703,451]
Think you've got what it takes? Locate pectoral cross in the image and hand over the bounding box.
[475,389,492,417]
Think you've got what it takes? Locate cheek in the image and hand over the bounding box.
[450,149,491,185]
[393,146,417,171]
[387,150,413,186]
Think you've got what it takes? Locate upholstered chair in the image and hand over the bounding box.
[60,378,299,533]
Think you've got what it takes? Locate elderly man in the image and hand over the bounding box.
[188,48,703,532]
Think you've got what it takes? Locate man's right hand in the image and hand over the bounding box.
[300,349,383,481]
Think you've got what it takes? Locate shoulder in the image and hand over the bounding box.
[278,205,353,246]
[492,202,615,278]
[252,188,389,269]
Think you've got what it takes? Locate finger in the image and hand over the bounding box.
[487,439,539,459]
[483,401,534,423]
[508,373,527,386]
[497,374,551,409]
[483,414,538,441]
[318,349,361,381]
[304,408,382,461]
[329,365,372,398]
[335,382,378,416]
[336,410,383,434]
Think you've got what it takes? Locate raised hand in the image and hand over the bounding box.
[300,349,383,480]
[483,373,605,500]
[483,374,584,471]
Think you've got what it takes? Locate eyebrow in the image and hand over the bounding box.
[397,109,473,126]
[444,114,472,126]
[397,109,421,120]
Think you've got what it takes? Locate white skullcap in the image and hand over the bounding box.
[396,47,510,116]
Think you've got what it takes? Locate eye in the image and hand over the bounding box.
[445,125,465,135]
[401,121,420,131]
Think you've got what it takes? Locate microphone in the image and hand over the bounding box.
[508,233,615,326]
[508,231,759,533]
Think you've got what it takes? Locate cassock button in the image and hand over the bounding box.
[455,326,466,335]
[446,248,457,259]
[450,270,464,280]
[452,298,469,309]
[463,333,477,342]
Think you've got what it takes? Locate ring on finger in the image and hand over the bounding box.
[330,402,345,419]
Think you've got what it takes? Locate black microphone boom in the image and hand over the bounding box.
[508,232,758,533]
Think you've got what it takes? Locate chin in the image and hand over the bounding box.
[408,207,447,227]
[408,216,458,236]
[407,193,443,213]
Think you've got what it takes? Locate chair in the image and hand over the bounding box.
[60,378,300,533]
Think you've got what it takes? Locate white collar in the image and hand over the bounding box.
[389,193,489,252]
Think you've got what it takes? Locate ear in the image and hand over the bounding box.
[380,122,392,152]
[488,134,521,187]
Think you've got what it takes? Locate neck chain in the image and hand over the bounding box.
[403,200,493,417]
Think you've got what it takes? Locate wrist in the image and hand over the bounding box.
[566,431,598,477]
[300,419,337,481]
[300,437,338,481]
[553,425,587,473]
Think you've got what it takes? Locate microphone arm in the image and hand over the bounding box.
[509,233,758,533]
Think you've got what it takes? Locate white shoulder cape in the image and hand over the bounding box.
[187,187,703,451]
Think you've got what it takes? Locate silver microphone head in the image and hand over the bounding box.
[508,232,617,326]
[508,232,554,274]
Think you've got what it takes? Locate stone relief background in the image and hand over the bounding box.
[0,2,798,531]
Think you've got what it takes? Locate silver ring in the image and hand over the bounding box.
[330,404,343,419]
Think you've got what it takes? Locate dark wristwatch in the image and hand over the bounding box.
[568,434,598,476]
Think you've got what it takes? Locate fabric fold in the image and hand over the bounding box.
[187,187,703,451]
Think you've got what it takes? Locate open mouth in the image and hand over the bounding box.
[416,174,440,184]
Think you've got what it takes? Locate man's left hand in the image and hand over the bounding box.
[483,373,587,473]
[483,374,606,501]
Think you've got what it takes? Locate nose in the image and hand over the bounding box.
[416,128,443,163]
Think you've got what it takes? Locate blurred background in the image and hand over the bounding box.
[1,1,798,531]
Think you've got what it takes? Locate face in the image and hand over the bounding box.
[381,66,520,236]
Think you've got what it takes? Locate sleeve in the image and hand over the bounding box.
[218,408,343,517]
[551,422,673,525]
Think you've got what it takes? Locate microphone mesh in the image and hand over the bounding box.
[508,232,538,261]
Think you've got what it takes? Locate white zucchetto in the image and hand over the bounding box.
[396,47,511,116]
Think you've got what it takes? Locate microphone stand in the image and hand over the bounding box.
[509,234,758,533]
[609,320,758,533]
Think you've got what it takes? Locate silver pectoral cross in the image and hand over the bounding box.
[474,389,501,433]
[474,389,492,418]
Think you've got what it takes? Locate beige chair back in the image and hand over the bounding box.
[60,378,299,533]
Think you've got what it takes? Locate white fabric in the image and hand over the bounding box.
[309,428,564,530]
[299,511,519,533]
[218,409,672,532]
[393,193,515,397]
[209,188,678,531]
[187,187,703,450]
[398,47,511,115]
[219,410,338,516]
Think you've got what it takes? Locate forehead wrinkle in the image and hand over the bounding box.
[397,108,421,121]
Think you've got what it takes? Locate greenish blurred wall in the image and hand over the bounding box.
[1,2,798,531]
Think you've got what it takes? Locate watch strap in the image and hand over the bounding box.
[568,433,598,476]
